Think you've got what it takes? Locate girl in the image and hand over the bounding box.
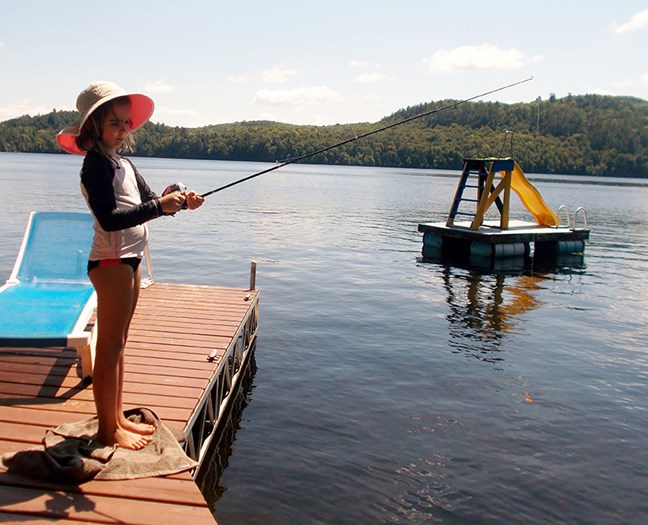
[57,81,204,450]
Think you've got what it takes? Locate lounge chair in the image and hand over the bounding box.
[0,211,97,381]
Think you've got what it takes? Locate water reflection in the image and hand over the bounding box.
[444,268,543,361]
[197,351,257,509]
[422,252,586,363]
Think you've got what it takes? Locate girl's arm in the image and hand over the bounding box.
[81,153,162,232]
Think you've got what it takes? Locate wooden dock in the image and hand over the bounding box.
[0,281,259,524]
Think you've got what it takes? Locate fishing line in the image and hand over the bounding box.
[200,76,533,198]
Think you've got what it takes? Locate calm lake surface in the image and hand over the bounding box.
[1,152,647,524]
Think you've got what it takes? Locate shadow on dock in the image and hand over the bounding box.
[0,350,89,407]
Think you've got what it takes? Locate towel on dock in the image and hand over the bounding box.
[0,407,199,483]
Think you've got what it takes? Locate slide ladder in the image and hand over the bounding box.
[446,159,508,227]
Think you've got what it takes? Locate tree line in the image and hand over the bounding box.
[1,94,646,177]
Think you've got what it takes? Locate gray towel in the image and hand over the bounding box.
[0,407,199,483]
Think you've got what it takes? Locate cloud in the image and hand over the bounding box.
[253,86,341,106]
[152,106,210,127]
[590,87,617,96]
[254,111,335,126]
[350,60,390,83]
[262,66,297,83]
[145,81,175,93]
[423,44,531,73]
[354,72,387,83]
[227,74,250,83]
[255,112,279,121]
[614,78,637,87]
[0,103,50,122]
[612,9,648,34]
[156,106,200,117]
[642,72,648,85]
[350,60,383,69]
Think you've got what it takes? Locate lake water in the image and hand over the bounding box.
[1,152,647,524]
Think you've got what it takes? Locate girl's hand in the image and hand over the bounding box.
[159,191,186,214]
[184,190,205,210]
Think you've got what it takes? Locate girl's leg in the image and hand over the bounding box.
[89,264,151,450]
[116,265,155,435]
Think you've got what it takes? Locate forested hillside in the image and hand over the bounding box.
[1,94,646,177]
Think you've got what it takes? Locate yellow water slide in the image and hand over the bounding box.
[505,162,559,227]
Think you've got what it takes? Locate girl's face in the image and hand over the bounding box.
[101,102,132,154]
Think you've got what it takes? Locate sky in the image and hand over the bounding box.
[1,1,647,128]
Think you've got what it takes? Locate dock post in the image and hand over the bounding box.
[249,260,257,290]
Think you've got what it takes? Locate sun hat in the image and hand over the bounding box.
[57,81,154,155]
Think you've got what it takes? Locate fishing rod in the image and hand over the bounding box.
[199,76,533,198]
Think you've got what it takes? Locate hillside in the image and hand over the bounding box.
[0,94,646,177]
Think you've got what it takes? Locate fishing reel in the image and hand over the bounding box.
[161,182,187,212]
[162,182,187,196]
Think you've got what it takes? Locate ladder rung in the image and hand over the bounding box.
[460,198,479,203]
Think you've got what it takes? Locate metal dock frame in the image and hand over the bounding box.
[184,292,260,474]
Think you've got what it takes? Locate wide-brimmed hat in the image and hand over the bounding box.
[57,81,154,155]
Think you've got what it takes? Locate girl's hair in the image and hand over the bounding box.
[75,96,136,154]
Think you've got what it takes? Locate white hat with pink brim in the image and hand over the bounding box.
[57,81,154,155]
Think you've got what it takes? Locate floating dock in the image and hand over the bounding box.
[0,281,259,524]
[419,158,590,260]
[419,219,590,259]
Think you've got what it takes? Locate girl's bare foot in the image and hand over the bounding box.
[113,427,153,450]
[119,415,156,436]
[96,426,153,450]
